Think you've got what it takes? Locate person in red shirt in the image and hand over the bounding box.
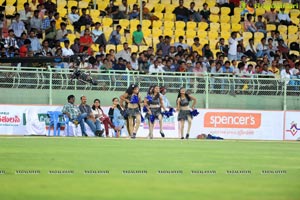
[79,28,93,55]
[19,39,31,57]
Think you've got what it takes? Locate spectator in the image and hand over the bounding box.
[130,52,139,70]
[17,32,28,47]
[95,44,106,56]
[191,37,202,56]
[43,0,57,14]
[149,59,165,74]
[244,14,257,33]
[173,0,190,22]
[132,24,147,46]
[173,35,189,50]
[215,38,228,55]
[199,3,211,23]
[62,95,88,137]
[278,8,294,26]
[19,39,31,57]
[29,0,38,12]
[119,0,129,19]
[71,38,80,54]
[142,1,159,21]
[74,8,93,33]
[113,57,126,70]
[255,15,267,35]
[105,0,125,20]
[56,22,68,42]
[42,10,54,31]
[68,6,80,26]
[19,3,32,30]
[45,19,56,42]
[79,96,103,137]
[115,42,131,62]
[92,22,107,46]
[203,44,213,59]
[53,12,63,30]
[79,29,93,55]
[156,35,164,51]
[244,38,257,61]
[10,13,26,38]
[4,29,19,49]
[189,2,201,22]
[41,40,52,56]
[108,25,122,45]
[256,37,268,58]
[263,7,277,24]
[62,40,74,57]
[30,10,43,38]
[228,32,242,61]
[129,4,139,20]
[161,36,171,57]
[268,60,279,76]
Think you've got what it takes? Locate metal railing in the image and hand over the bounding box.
[0,66,299,110]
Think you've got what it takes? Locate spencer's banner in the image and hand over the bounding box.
[0,105,299,140]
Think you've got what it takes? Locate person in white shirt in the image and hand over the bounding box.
[115,42,131,62]
[148,59,165,74]
[19,3,32,29]
[281,64,292,86]
[256,37,268,58]
[130,52,139,70]
[277,8,294,26]
[56,22,68,42]
[10,13,26,38]
[173,36,189,50]
[228,32,242,61]
[62,40,74,57]
[4,29,19,49]
[68,6,80,25]
[91,22,106,46]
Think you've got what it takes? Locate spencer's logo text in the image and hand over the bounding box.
[204,112,261,128]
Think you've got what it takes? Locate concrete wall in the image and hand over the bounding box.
[2,88,300,110]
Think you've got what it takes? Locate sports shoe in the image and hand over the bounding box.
[160,131,165,138]
[185,134,189,139]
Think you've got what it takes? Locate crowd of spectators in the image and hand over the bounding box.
[0,0,299,83]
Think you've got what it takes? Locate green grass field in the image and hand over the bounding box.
[0,137,299,200]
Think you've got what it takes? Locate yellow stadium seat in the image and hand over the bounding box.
[221,23,231,32]
[57,0,67,8]
[103,27,113,39]
[254,32,264,40]
[278,25,288,34]
[288,34,299,44]
[231,15,241,23]
[288,25,298,34]
[91,44,99,52]
[98,2,107,11]
[90,9,100,17]
[206,1,216,8]
[200,38,208,46]
[220,31,231,40]
[175,21,186,30]
[243,32,253,40]
[129,45,138,53]
[6,0,16,6]
[152,20,163,29]
[198,22,209,31]
[163,29,173,37]
[266,24,276,31]
[186,30,197,39]
[197,30,207,39]
[234,7,242,15]
[221,7,231,15]
[106,44,116,53]
[210,7,220,15]
[291,17,299,25]
[142,28,151,37]
[78,1,89,9]
[231,23,241,32]
[152,28,163,38]
[163,13,175,21]
[116,44,123,52]
[119,19,130,29]
[164,21,174,30]
[68,1,78,10]
[175,29,185,38]
[289,50,299,56]
[210,15,219,23]
[161,0,171,5]
[210,22,220,31]
[186,22,197,31]
[255,7,266,16]
[129,19,140,29]
[165,4,176,14]
[102,18,113,27]
[208,31,218,40]
[139,45,149,52]
[152,12,163,20]
[290,9,300,17]
[5,6,16,16]
[220,15,230,23]
[142,19,151,29]
[154,4,165,13]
